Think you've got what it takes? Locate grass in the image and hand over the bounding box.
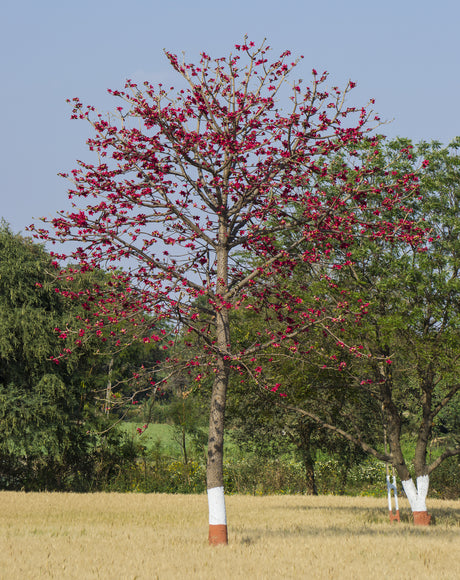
[119,421,238,459]
[120,422,180,454]
[0,493,458,579]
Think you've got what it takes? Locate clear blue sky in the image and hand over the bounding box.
[2,0,459,235]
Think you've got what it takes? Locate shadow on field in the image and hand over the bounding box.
[272,503,460,519]
[240,525,458,545]
[266,503,460,528]
[237,520,460,546]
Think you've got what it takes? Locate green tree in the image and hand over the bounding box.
[0,223,136,490]
[225,308,373,495]
[274,139,460,522]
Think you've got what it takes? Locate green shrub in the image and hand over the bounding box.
[430,456,460,499]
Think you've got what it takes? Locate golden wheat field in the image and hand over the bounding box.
[0,492,458,580]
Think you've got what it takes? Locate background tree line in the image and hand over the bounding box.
[0,222,164,490]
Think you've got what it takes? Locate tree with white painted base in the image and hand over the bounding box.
[279,139,460,524]
[35,43,423,543]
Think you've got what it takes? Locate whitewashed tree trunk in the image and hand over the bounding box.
[401,475,432,525]
[207,486,227,544]
[206,224,230,545]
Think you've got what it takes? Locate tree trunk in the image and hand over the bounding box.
[379,370,432,524]
[207,350,229,545]
[104,357,114,414]
[207,232,230,545]
[181,425,188,466]
[401,475,432,525]
[298,420,318,495]
[379,365,411,482]
[385,412,432,524]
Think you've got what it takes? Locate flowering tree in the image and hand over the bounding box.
[35,40,423,543]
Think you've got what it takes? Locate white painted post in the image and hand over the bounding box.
[392,474,399,514]
[386,471,400,522]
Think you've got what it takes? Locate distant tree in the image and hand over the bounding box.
[34,41,423,542]
[0,223,155,490]
[0,222,96,488]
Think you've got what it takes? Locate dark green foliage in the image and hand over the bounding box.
[0,222,137,490]
[430,456,460,499]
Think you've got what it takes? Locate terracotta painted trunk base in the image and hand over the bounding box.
[209,524,228,545]
[389,510,400,523]
[413,511,432,526]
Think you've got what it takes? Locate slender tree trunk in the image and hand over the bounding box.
[104,357,114,415]
[207,316,230,544]
[414,369,434,476]
[181,425,188,466]
[298,420,318,495]
[207,230,230,545]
